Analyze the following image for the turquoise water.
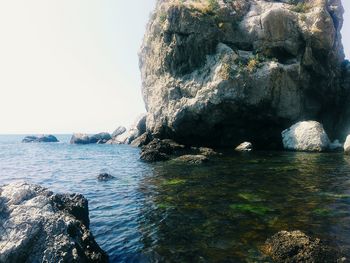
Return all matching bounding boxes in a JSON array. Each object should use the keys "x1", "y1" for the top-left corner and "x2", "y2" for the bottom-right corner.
[{"x1": 1, "y1": 135, "x2": 350, "y2": 262}]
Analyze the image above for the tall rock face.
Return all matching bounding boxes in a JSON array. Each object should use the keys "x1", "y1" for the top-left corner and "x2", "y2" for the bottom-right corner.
[{"x1": 139, "y1": 0, "x2": 345, "y2": 148}]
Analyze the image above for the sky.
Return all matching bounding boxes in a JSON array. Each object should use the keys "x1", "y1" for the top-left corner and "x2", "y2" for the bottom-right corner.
[{"x1": 0, "y1": 0, "x2": 348, "y2": 134}]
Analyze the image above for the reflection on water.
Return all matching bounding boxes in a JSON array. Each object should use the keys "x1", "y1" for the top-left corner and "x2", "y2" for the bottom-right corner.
[
  {"x1": 138, "y1": 152, "x2": 350, "y2": 262},
  {"x1": 1, "y1": 135, "x2": 350, "y2": 262}
]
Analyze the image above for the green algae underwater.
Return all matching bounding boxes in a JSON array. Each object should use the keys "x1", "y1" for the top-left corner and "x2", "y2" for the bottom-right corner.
[{"x1": 138, "y1": 151, "x2": 350, "y2": 262}]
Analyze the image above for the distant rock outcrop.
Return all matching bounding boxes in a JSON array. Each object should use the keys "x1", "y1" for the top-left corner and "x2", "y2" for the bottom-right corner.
[
  {"x1": 70, "y1": 133, "x2": 111, "y2": 145},
  {"x1": 106, "y1": 114, "x2": 147, "y2": 145},
  {"x1": 22, "y1": 135, "x2": 59, "y2": 143},
  {"x1": 139, "y1": 0, "x2": 346, "y2": 149},
  {"x1": 0, "y1": 182, "x2": 108, "y2": 263}
]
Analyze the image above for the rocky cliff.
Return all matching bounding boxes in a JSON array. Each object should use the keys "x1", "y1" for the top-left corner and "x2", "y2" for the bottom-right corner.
[{"x1": 139, "y1": 0, "x2": 348, "y2": 148}]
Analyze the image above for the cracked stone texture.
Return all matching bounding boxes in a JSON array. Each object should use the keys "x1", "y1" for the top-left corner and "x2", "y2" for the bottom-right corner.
[
  {"x1": 139, "y1": 0, "x2": 346, "y2": 148},
  {"x1": 0, "y1": 182, "x2": 108, "y2": 263}
]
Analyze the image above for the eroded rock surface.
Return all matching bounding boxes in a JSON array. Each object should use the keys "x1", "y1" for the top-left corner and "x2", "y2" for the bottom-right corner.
[
  {"x1": 0, "y1": 182, "x2": 108, "y2": 263},
  {"x1": 139, "y1": 0, "x2": 346, "y2": 148}
]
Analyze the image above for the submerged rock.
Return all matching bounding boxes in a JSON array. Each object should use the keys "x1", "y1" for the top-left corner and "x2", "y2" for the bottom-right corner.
[
  {"x1": 22, "y1": 135, "x2": 59, "y2": 143},
  {"x1": 174, "y1": 154, "x2": 209, "y2": 164},
  {"x1": 263, "y1": 230, "x2": 342, "y2": 263},
  {"x1": 282, "y1": 121, "x2": 330, "y2": 152},
  {"x1": 235, "y1": 142, "x2": 253, "y2": 152},
  {"x1": 0, "y1": 182, "x2": 108, "y2": 263},
  {"x1": 97, "y1": 173, "x2": 115, "y2": 181},
  {"x1": 139, "y1": 0, "x2": 346, "y2": 148}
]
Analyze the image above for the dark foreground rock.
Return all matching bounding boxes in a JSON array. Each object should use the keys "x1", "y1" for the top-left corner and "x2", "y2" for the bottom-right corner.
[
  {"x1": 139, "y1": 138, "x2": 218, "y2": 163},
  {"x1": 262, "y1": 230, "x2": 344, "y2": 263},
  {"x1": 22, "y1": 135, "x2": 59, "y2": 143},
  {"x1": 0, "y1": 182, "x2": 108, "y2": 263},
  {"x1": 140, "y1": 139, "x2": 173, "y2": 162}
]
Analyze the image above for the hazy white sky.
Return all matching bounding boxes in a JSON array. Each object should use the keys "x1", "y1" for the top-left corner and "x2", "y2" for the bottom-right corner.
[{"x1": 0, "y1": 0, "x2": 349, "y2": 134}]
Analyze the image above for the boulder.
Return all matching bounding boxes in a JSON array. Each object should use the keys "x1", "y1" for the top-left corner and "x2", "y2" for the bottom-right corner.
[
  {"x1": 344, "y1": 135, "x2": 350, "y2": 154},
  {"x1": 111, "y1": 126, "x2": 127, "y2": 138},
  {"x1": 235, "y1": 142, "x2": 253, "y2": 152},
  {"x1": 281, "y1": 121, "x2": 330, "y2": 152},
  {"x1": 22, "y1": 135, "x2": 59, "y2": 143},
  {"x1": 139, "y1": 0, "x2": 346, "y2": 148},
  {"x1": 70, "y1": 133, "x2": 91, "y2": 144},
  {"x1": 262, "y1": 230, "x2": 342, "y2": 263},
  {"x1": 97, "y1": 173, "x2": 115, "y2": 181},
  {"x1": 140, "y1": 150, "x2": 170, "y2": 162},
  {"x1": 0, "y1": 182, "x2": 108, "y2": 263},
  {"x1": 173, "y1": 154, "x2": 209, "y2": 164},
  {"x1": 140, "y1": 139, "x2": 174, "y2": 162}
]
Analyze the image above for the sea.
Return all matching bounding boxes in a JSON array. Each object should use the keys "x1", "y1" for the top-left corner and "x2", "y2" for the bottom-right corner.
[{"x1": 1, "y1": 134, "x2": 350, "y2": 262}]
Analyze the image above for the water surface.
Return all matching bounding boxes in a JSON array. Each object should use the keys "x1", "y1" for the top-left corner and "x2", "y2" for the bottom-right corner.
[{"x1": 0, "y1": 135, "x2": 350, "y2": 262}]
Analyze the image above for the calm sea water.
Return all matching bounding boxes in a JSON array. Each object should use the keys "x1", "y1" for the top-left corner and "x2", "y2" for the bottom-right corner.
[{"x1": 1, "y1": 135, "x2": 350, "y2": 262}]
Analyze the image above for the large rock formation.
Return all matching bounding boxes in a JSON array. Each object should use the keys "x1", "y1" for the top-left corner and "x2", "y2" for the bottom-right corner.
[
  {"x1": 0, "y1": 182, "x2": 108, "y2": 263},
  {"x1": 139, "y1": 0, "x2": 346, "y2": 148}
]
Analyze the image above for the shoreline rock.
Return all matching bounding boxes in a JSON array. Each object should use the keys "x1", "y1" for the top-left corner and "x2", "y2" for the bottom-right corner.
[{"x1": 0, "y1": 182, "x2": 108, "y2": 263}]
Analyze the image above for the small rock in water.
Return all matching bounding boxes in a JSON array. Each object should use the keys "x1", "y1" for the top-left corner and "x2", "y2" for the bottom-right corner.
[
  {"x1": 97, "y1": 173, "x2": 115, "y2": 181},
  {"x1": 22, "y1": 135, "x2": 59, "y2": 143},
  {"x1": 262, "y1": 230, "x2": 343, "y2": 263},
  {"x1": 235, "y1": 142, "x2": 253, "y2": 152}
]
